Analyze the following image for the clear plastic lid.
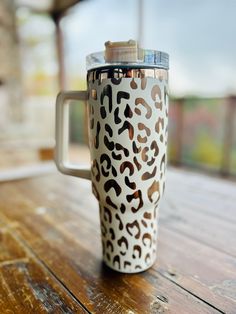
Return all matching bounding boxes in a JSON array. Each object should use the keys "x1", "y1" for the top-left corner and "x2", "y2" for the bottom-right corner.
[{"x1": 86, "y1": 40, "x2": 169, "y2": 70}]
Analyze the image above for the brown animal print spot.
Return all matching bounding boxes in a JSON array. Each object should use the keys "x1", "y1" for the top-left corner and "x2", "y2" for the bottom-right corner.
[
  {"x1": 120, "y1": 161, "x2": 134, "y2": 176},
  {"x1": 114, "y1": 107, "x2": 122, "y2": 124},
  {"x1": 94, "y1": 122, "x2": 101, "y2": 149},
  {"x1": 133, "y1": 141, "x2": 141, "y2": 154},
  {"x1": 126, "y1": 220, "x2": 141, "y2": 239},
  {"x1": 151, "y1": 84, "x2": 161, "y2": 102},
  {"x1": 115, "y1": 213, "x2": 123, "y2": 230},
  {"x1": 105, "y1": 124, "x2": 113, "y2": 137},
  {"x1": 118, "y1": 121, "x2": 134, "y2": 140},
  {"x1": 132, "y1": 245, "x2": 142, "y2": 258},
  {"x1": 135, "y1": 265, "x2": 142, "y2": 270},
  {"x1": 117, "y1": 91, "x2": 130, "y2": 104},
  {"x1": 141, "y1": 147, "x2": 149, "y2": 162},
  {"x1": 100, "y1": 84, "x2": 112, "y2": 112},
  {"x1": 155, "y1": 100, "x2": 162, "y2": 110},
  {"x1": 106, "y1": 240, "x2": 114, "y2": 252},
  {"x1": 151, "y1": 140, "x2": 159, "y2": 156},
  {"x1": 124, "y1": 261, "x2": 131, "y2": 269},
  {"x1": 135, "y1": 98, "x2": 152, "y2": 119},
  {"x1": 120, "y1": 203, "x2": 126, "y2": 214},
  {"x1": 109, "y1": 228, "x2": 115, "y2": 240},
  {"x1": 106, "y1": 196, "x2": 118, "y2": 209},
  {"x1": 142, "y1": 233, "x2": 152, "y2": 248},
  {"x1": 143, "y1": 212, "x2": 152, "y2": 219},
  {"x1": 133, "y1": 156, "x2": 141, "y2": 170},
  {"x1": 104, "y1": 207, "x2": 112, "y2": 223},
  {"x1": 100, "y1": 106, "x2": 106, "y2": 119},
  {"x1": 104, "y1": 180, "x2": 122, "y2": 196},
  {"x1": 113, "y1": 255, "x2": 120, "y2": 269},
  {"x1": 104, "y1": 135, "x2": 114, "y2": 151},
  {"x1": 155, "y1": 118, "x2": 164, "y2": 133},
  {"x1": 138, "y1": 123, "x2": 151, "y2": 136},
  {"x1": 147, "y1": 158, "x2": 155, "y2": 166},
  {"x1": 100, "y1": 154, "x2": 111, "y2": 177},
  {"x1": 124, "y1": 104, "x2": 133, "y2": 118},
  {"x1": 134, "y1": 107, "x2": 141, "y2": 115},
  {"x1": 142, "y1": 166, "x2": 157, "y2": 181},
  {"x1": 141, "y1": 219, "x2": 148, "y2": 228},
  {"x1": 141, "y1": 77, "x2": 147, "y2": 90},
  {"x1": 112, "y1": 151, "x2": 122, "y2": 160},
  {"x1": 161, "y1": 154, "x2": 166, "y2": 167},
  {"x1": 115, "y1": 143, "x2": 129, "y2": 157},
  {"x1": 126, "y1": 190, "x2": 143, "y2": 213},
  {"x1": 130, "y1": 78, "x2": 138, "y2": 89},
  {"x1": 151, "y1": 85, "x2": 162, "y2": 110},
  {"x1": 125, "y1": 176, "x2": 136, "y2": 190},
  {"x1": 145, "y1": 253, "x2": 151, "y2": 265},
  {"x1": 92, "y1": 159, "x2": 100, "y2": 182},
  {"x1": 147, "y1": 180, "x2": 160, "y2": 203},
  {"x1": 137, "y1": 134, "x2": 147, "y2": 143},
  {"x1": 117, "y1": 236, "x2": 128, "y2": 250}
]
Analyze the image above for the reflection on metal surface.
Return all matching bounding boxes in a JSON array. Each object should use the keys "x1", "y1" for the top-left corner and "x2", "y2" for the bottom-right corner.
[{"x1": 88, "y1": 68, "x2": 168, "y2": 83}]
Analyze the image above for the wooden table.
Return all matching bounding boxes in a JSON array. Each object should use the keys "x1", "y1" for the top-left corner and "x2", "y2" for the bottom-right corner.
[{"x1": 0, "y1": 167, "x2": 235, "y2": 313}]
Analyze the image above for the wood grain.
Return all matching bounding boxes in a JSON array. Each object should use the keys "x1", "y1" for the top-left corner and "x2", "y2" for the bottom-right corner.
[
  {"x1": 0, "y1": 202, "x2": 218, "y2": 314},
  {"x1": 0, "y1": 228, "x2": 87, "y2": 313},
  {"x1": 0, "y1": 170, "x2": 234, "y2": 313},
  {"x1": 161, "y1": 198, "x2": 236, "y2": 257},
  {"x1": 157, "y1": 227, "x2": 236, "y2": 313},
  {"x1": 160, "y1": 168, "x2": 236, "y2": 257},
  {"x1": 166, "y1": 167, "x2": 236, "y2": 223}
]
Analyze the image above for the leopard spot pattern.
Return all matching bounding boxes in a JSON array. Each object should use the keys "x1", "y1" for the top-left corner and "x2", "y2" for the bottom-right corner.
[{"x1": 89, "y1": 77, "x2": 168, "y2": 273}]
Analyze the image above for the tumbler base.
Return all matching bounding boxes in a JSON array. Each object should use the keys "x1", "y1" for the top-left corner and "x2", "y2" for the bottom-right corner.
[
  {"x1": 103, "y1": 257, "x2": 156, "y2": 274},
  {"x1": 103, "y1": 251, "x2": 156, "y2": 274}
]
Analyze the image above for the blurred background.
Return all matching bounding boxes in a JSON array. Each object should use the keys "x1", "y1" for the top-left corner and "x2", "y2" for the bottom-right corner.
[{"x1": 0, "y1": 0, "x2": 236, "y2": 178}]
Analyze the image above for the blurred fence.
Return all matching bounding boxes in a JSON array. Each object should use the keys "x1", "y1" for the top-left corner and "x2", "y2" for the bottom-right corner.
[{"x1": 168, "y1": 95, "x2": 236, "y2": 177}]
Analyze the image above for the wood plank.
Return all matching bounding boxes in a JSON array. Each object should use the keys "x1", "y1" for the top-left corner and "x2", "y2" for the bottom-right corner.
[
  {"x1": 0, "y1": 228, "x2": 87, "y2": 313},
  {"x1": 164, "y1": 192, "x2": 236, "y2": 224},
  {"x1": 156, "y1": 227, "x2": 236, "y2": 314},
  {"x1": 167, "y1": 167, "x2": 236, "y2": 200},
  {"x1": 166, "y1": 167, "x2": 236, "y2": 223},
  {"x1": 0, "y1": 175, "x2": 221, "y2": 314},
  {"x1": 161, "y1": 197, "x2": 236, "y2": 257},
  {"x1": 0, "y1": 228, "x2": 26, "y2": 262}
]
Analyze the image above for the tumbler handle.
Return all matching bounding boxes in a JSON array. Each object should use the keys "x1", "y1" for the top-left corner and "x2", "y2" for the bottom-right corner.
[{"x1": 55, "y1": 91, "x2": 91, "y2": 180}]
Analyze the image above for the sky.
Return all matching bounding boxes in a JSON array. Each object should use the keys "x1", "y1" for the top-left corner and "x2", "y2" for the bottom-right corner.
[{"x1": 61, "y1": 0, "x2": 236, "y2": 97}]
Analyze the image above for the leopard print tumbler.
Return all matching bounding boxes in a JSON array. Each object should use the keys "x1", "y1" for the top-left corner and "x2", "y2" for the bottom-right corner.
[{"x1": 88, "y1": 69, "x2": 168, "y2": 273}]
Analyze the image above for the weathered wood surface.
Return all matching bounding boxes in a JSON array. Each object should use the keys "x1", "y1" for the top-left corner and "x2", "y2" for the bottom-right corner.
[
  {"x1": 0, "y1": 229, "x2": 87, "y2": 313},
  {"x1": 0, "y1": 167, "x2": 235, "y2": 313}
]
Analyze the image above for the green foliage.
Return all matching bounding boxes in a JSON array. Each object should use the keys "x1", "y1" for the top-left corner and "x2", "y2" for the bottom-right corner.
[
  {"x1": 167, "y1": 143, "x2": 176, "y2": 163},
  {"x1": 190, "y1": 133, "x2": 222, "y2": 168}
]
